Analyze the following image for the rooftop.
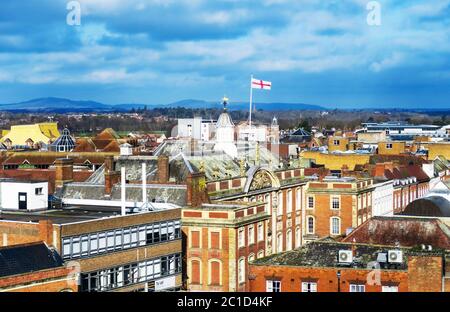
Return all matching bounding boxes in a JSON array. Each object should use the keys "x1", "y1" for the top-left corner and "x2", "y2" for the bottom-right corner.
[
  {"x1": 251, "y1": 240, "x2": 411, "y2": 270},
  {"x1": 343, "y1": 216, "x2": 450, "y2": 250},
  {"x1": 0, "y1": 204, "x2": 174, "y2": 225},
  {"x1": 0, "y1": 242, "x2": 63, "y2": 278}
]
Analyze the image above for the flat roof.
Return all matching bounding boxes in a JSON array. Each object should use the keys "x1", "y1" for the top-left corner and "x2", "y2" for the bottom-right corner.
[{"x1": 0, "y1": 178, "x2": 48, "y2": 184}]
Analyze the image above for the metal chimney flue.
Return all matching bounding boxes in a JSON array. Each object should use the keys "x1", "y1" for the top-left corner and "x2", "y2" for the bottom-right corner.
[
  {"x1": 121, "y1": 166, "x2": 126, "y2": 216},
  {"x1": 142, "y1": 163, "x2": 147, "y2": 204}
]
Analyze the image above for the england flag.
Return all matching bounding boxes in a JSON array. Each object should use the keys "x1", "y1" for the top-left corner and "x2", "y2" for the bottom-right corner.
[{"x1": 251, "y1": 78, "x2": 272, "y2": 90}]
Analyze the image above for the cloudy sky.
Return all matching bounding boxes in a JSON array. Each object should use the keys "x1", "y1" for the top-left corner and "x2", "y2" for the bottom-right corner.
[{"x1": 0, "y1": 0, "x2": 449, "y2": 108}]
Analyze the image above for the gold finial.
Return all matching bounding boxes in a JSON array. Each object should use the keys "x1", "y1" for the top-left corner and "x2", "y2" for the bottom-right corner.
[{"x1": 199, "y1": 160, "x2": 205, "y2": 173}]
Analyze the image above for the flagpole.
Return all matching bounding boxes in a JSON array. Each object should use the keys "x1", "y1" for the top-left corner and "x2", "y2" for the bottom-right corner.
[{"x1": 249, "y1": 74, "x2": 253, "y2": 128}]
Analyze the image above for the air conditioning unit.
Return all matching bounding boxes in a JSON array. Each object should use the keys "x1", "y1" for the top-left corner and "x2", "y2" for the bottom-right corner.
[
  {"x1": 338, "y1": 250, "x2": 353, "y2": 264},
  {"x1": 388, "y1": 250, "x2": 403, "y2": 263}
]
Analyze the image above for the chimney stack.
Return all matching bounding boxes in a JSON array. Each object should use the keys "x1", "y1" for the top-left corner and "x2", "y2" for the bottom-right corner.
[
  {"x1": 186, "y1": 172, "x2": 210, "y2": 207},
  {"x1": 104, "y1": 156, "x2": 119, "y2": 196},
  {"x1": 104, "y1": 156, "x2": 114, "y2": 173},
  {"x1": 157, "y1": 155, "x2": 170, "y2": 183},
  {"x1": 55, "y1": 158, "x2": 74, "y2": 188},
  {"x1": 38, "y1": 220, "x2": 53, "y2": 246}
]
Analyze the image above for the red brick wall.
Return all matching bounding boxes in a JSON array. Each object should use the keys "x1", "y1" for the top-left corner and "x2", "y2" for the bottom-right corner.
[
  {"x1": 408, "y1": 255, "x2": 443, "y2": 292},
  {"x1": 0, "y1": 267, "x2": 77, "y2": 292},
  {"x1": 248, "y1": 265, "x2": 408, "y2": 292}
]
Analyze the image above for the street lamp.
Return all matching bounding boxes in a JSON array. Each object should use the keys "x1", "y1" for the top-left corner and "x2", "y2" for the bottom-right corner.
[{"x1": 337, "y1": 270, "x2": 341, "y2": 293}]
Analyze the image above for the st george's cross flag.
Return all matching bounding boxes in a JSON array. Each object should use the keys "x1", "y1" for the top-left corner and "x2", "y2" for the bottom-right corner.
[{"x1": 251, "y1": 78, "x2": 272, "y2": 90}]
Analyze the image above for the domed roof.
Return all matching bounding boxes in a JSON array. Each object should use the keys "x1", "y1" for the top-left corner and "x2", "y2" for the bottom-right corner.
[
  {"x1": 216, "y1": 97, "x2": 234, "y2": 128},
  {"x1": 217, "y1": 112, "x2": 234, "y2": 128},
  {"x1": 402, "y1": 196, "x2": 450, "y2": 217}
]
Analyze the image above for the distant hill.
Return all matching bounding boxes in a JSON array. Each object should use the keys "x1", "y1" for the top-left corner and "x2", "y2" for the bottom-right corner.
[{"x1": 0, "y1": 97, "x2": 326, "y2": 113}]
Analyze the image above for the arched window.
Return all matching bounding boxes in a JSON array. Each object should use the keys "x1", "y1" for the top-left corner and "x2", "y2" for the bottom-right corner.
[
  {"x1": 209, "y1": 260, "x2": 221, "y2": 286},
  {"x1": 264, "y1": 195, "x2": 270, "y2": 213},
  {"x1": 191, "y1": 259, "x2": 201, "y2": 285},
  {"x1": 295, "y1": 227, "x2": 301, "y2": 248},
  {"x1": 277, "y1": 192, "x2": 283, "y2": 216},
  {"x1": 238, "y1": 257, "x2": 246, "y2": 284},
  {"x1": 286, "y1": 229, "x2": 292, "y2": 251},
  {"x1": 257, "y1": 250, "x2": 264, "y2": 259},
  {"x1": 330, "y1": 217, "x2": 341, "y2": 235},
  {"x1": 307, "y1": 216, "x2": 315, "y2": 234},
  {"x1": 286, "y1": 190, "x2": 292, "y2": 213},
  {"x1": 277, "y1": 232, "x2": 283, "y2": 253}
]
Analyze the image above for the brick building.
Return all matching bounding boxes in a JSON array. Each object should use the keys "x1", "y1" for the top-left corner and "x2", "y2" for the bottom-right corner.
[
  {"x1": 182, "y1": 201, "x2": 269, "y2": 292},
  {"x1": 0, "y1": 206, "x2": 182, "y2": 292},
  {"x1": 248, "y1": 240, "x2": 449, "y2": 292},
  {"x1": 0, "y1": 242, "x2": 77, "y2": 292},
  {"x1": 372, "y1": 162, "x2": 430, "y2": 213},
  {"x1": 303, "y1": 177, "x2": 374, "y2": 242}
]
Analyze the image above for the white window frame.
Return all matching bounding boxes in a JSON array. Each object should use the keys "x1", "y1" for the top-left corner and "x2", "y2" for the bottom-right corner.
[
  {"x1": 350, "y1": 284, "x2": 365, "y2": 292},
  {"x1": 257, "y1": 222, "x2": 264, "y2": 242},
  {"x1": 307, "y1": 216, "x2": 315, "y2": 234},
  {"x1": 330, "y1": 217, "x2": 341, "y2": 235},
  {"x1": 238, "y1": 257, "x2": 246, "y2": 284},
  {"x1": 277, "y1": 192, "x2": 283, "y2": 216},
  {"x1": 248, "y1": 225, "x2": 255, "y2": 245},
  {"x1": 307, "y1": 196, "x2": 314, "y2": 209},
  {"x1": 238, "y1": 228, "x2": 245, "y2": 248},
  {"x1": 286, "y1": 190, "x2": 292, "y2": 213},
  {"x1": 301, "y1": 282, "x2": 317, "y2": 292},
  {"x1": 266, "y1": 280, "x2": 281, "y2": 292},
  {"x1": 331, "y1": 196, "x2": 340, "y2": 210},
  {"x1": 286, "y1": 229, "x2": 292, "y2": 251},
  {"x1": 296, "y1": 188, "x2": 301, "y2": 211},
  {"x1": 382, "y1": 285, "x2": 398, "y2": 292}
]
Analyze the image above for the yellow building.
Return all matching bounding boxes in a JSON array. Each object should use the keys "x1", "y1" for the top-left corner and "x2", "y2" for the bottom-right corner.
[
  {"x1": 301, "y1": 151, "x2": 371, "y2": 171},
  {"x1": 377, "y1": 141, "x2": 406, "y2": 155},
  {"x1": 428, "y1": 143, "x2": 450, "y2": 160},
  {"x1": 327, "y1": 136, "x2": 350, "y2": 152},
  {"x1": 357, "y1": 131, "x2": 387, "y2": 143},
  {"x1": 1, "y1": 123, "x2": 60, "y2": 147}
]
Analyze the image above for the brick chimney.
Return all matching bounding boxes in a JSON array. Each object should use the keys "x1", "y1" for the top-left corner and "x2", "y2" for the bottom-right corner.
[
  {"x1": 104, "y1": 156, "x2": 119, "y2": 196},
  {"x1": 55, "y1": 158, "x2": 73, "y2": 188},
  {"x1": 186, "y1": 172, "x2": 210, "y2": 207},
  {"x1": 104, "y1": 156, "x2": 115, "y2": 173},
  {"x1": 38, "y1": 220, "x2": 53, "y2": 246},
  {"x1": 157, "y1": 155, "x2": 170, "y2": 183},
  {"x1": 105, "y1": 171, "x2": 120, "y2": 196},
  {"x1": 374, "y1": 163, "x2": 386, "y2": 177}
]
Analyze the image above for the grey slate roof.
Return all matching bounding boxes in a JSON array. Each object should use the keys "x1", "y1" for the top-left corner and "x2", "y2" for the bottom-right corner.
[
  {"x1": 0, "y1": 242, "x2": 63, "y2": 278},
  {"x1": 402, "y1": 196, "x2": 450, "y2": 217},
  {"x1": 59, "y1": 183, "x2": 187, "y2": 206}
]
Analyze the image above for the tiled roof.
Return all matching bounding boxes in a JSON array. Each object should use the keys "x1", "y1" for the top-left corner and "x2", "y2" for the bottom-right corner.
[
  {"x1": 2, "y1": 152, "x2": 113, "y2": 166},
  {"x1": 343, "y1": 216, "x2": 450, "y2": 249}
]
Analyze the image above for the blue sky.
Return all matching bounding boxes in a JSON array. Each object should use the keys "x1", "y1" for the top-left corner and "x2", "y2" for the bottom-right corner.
[{"x1": 0, "y1": 0, "x2": 449, "y2": 109}]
